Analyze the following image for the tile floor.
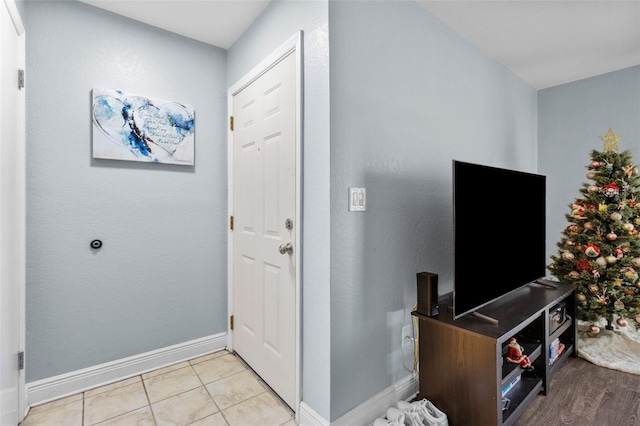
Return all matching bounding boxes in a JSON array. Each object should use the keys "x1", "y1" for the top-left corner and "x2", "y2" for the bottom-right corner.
[{"x1": 20, "y1": 350, "x2": 295, "y2": 426}]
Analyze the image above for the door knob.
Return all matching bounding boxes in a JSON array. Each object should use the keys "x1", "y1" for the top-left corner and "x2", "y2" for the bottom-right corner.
[{"x1": 279, "y1": 242, "x2": 293, "y2": 255}]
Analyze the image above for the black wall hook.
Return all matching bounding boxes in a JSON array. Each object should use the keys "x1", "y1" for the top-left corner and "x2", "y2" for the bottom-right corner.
[{"x1": 90, "y1": 239, "x2": 103, "y2": 249}]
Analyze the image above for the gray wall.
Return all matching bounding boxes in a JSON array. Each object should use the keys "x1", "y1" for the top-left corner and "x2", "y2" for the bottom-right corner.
[
  {"x1": 328, "y1": 1, "x2": 537, "y2": 420},
  {"x1": 14, "y1": 0, "x2": 25, "y2": 20},
  {"x1": 26, "y1": 0, "x2": 626, "y2": 422},
  {"x1": 227, "y1": 0, "x2": 332, "y2": 420},
  {"x1": 25, "y1": 1, "x2": 228, "y2": 382},
  {"x1": 539, "y1": 66, "x2": 640, "y2": 266}
]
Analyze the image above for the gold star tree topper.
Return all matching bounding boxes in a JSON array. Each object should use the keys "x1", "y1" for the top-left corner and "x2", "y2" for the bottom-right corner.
[{"x1": 600, "y1": 128, "x2": 622, "y2": 152}]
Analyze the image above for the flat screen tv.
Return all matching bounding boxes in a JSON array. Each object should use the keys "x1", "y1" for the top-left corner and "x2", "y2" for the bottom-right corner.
[{"x1": 452, "y1": 160, "x2": 547, "y2": 320}]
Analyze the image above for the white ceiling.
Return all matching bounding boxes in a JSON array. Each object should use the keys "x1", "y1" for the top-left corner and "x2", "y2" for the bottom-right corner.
[
  {"x1": 80, "y1": 0, "x2": 640, "y2": 90},
  {"x1": 79, "y1": 0, "x2": 272, "y2": 50},
  {"x1": 417, "y1": 1, "x2": 640, "y2": 89}
]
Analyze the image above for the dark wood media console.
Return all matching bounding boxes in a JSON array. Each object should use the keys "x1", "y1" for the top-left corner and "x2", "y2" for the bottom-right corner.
[{"x1": 412, "y1": 281, "x2": 577, "y2": 426}]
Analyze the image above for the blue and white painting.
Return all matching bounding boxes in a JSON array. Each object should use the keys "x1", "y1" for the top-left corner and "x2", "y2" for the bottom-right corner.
[{"x1": 92, "y1": 87, "x2": 195, "y2": 165}]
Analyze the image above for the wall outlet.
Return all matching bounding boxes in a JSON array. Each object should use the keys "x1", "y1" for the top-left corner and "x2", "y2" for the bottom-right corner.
[{"x1": 402, "y1": 324, "x2": 413, "y2": 348}]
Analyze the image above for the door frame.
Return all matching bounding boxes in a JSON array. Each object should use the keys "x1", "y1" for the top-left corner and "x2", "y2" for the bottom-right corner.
[
  {"x1": 226, "y1": 31, "x2": 303, "y2": 416},
  {"x1": 1, "y1": 0, "x2": 26, "y2": 421}
]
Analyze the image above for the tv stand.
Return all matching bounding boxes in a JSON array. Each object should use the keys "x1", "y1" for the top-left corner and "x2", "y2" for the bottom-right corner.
[{"x1": 412, "y1": 282, "x2": 576, "y2": 426}]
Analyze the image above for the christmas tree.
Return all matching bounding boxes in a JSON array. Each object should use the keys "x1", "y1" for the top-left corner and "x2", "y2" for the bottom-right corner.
[{"x1": 548, "y1": 128, "x2": 640, "y2": 332}]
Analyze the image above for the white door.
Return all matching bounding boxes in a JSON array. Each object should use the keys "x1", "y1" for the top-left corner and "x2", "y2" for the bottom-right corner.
[
  {"x1": 231, "y1": 48, "x2": 298, "y2": 409},
  {"x1": 0, "y1": 0, "x2": 25, "y2": 425}
]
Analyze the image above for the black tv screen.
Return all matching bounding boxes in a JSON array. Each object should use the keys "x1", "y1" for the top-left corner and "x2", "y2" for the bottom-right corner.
[{"x1": 452, "y1": 160, "x2": 547, "y2": 319}]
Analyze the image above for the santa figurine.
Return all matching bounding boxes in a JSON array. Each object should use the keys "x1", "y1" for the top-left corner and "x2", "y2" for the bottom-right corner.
[{"x1": 506, "y1": 337, "x2": 534, "y2": 371}]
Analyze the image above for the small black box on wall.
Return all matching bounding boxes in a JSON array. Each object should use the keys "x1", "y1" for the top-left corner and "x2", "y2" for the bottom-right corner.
[{"x1": 417, "y1": 272, "x2": 439, "y2": 317}]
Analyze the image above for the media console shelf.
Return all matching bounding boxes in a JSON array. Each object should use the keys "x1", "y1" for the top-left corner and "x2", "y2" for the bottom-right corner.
[{"x1": 412, "y1": 281, "x2": 576, "y2": 426}]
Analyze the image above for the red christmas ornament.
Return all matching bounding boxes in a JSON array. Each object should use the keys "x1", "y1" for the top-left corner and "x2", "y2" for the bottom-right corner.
[
  {"x1": 584, "y1": 244, "x2": 600, "y2": 257},
  {"x1": 589, "y1": 324, "x2": 600, "y2": 334},
  {"x1": 617, "y1": 318, "x2": 628, "y2": 327},
  {"x1": 602, "y1": 182, "x2": 621, "y2": 197},
  {"x1": 576, "y1": 259, "x2": 592, "y2": 271}
]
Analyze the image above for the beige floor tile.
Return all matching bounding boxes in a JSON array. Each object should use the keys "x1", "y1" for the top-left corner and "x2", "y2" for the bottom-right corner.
[
  {"x1": 189, "y1": 350, "x2": 229, "y2": 366},
  {"x1": 151, "y1": 386, "x2": 218, "y2": 426},
  {"x1": 28, "y1": 393, "x2": 83, "y2": 415},
  {"x1": 92, "y1": 406, "x2": 155, "y2": 426},
  {"x1": 205, "y1": 370, "x2": 266, "y2": 410},
  {"x1": 222, "y1": 393, "x2": 293, "y2": 426},
  {"x1": 189, "y1": 412, "x2": 229, "y2": 426},
  {"x1": 85, "y1": 376, "x2": 142, "y2": 398},
  {"x1": 21, "y1": 353, "x2": 294, "y2": 426},
  {"x1": 20, "y1": 399, "x2": 83, "y2": 426},
  {"x1": 192, "y1": 354, "x2": 246, "y2": 384},
  {"x1": 142, "y1": 361, "x2": 191, "y2": 380},
  {"x1": 143, "y1": 365, "x2": 202, "y2": 403},
  {"x1": 84, "y1": 381, "x2": 149, "y2": 425}
]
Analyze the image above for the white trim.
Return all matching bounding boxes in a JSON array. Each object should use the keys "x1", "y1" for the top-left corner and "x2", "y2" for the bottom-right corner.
[
  {"x1": 228, "y1": 32, "x2": 301, "y2": 97},
  {"x1": 294, "y1": 30, "x2": 304, "y2": 426},
  {"x1": 330, "y1": 373, "x2": 419, "y2": 426},
  {"x1": 26, "y1": 333, "x2": 226, "y2": 407},
  {"x1": 18, "y1": 27, "x2": 26, "y2": 424},
  {"x1": 227, "y1": 31, "x2": 303, "y2": 419},
  {"x1": 298, "y1": 374, "x2": 419, "y2": 426},
  {"x1": 299, "y1": 401, "x2": 330, "y2": 426},
  {"x1": 226, "y1": 73, "x2": 234, "y2": 354},
  {"x1": 4, "y1": 0, "x2": 24, "y2": 35},
  {"x1": 2, "y1": 1, "x2": 27, "y2": 420}
]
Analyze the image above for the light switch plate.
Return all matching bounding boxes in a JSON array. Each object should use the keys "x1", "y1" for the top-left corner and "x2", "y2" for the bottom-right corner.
[{"x1": 349, "y1": 188, "x2": 366, "y2": 212}]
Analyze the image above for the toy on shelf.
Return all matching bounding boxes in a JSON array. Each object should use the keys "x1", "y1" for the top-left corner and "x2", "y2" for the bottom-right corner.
[{"x1": 506, "y1": 337, "x2": 535, "y2": 371}]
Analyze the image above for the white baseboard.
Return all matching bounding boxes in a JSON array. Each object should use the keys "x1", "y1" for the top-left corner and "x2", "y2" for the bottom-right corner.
[
  {"x1": 331, "y1": 372, "x2": 418, "y2": 426},
  {"x1": 299, "y1": 373, "x2": 418, "y2": 426},
  {"x1": 26, "y1": 333, "x2": 227, "y2": 407},
  {"x1": 299, "y1": 401, "x2": 330, "y2": 426}
]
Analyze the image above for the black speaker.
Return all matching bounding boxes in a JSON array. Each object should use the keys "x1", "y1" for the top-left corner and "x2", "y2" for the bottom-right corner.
[{"x1": 417, "y1": 272, "x2": 439, "y2": 316}]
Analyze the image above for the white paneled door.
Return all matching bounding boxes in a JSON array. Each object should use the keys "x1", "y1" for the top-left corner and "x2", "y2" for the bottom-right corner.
[
  {"x1": 231, "y1": 48, "x2": 298, "y2": 409},
  {"x1": 0, "y1": 0, "x2": 25, "y2": 425}
]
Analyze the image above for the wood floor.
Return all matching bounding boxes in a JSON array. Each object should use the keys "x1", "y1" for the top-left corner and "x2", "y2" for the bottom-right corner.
[{"x1": 514, "y1": 356, "x2": 640, "y2": 426}]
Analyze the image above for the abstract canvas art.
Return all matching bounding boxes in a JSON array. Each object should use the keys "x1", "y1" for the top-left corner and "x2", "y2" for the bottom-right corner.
[{"x1": 92, "y1": 87, "x2": 195, "y2": 165}]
